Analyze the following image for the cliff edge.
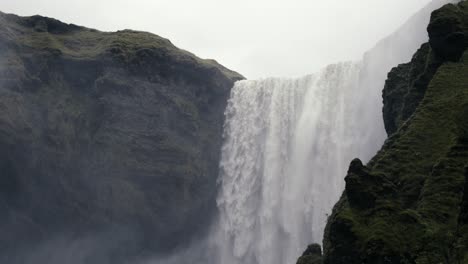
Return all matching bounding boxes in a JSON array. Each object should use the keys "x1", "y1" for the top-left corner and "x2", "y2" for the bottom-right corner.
[
  {"x1": 317, "y1": 2, "x2": 468, "y2": 263},
  {"x1": 0, "y1": 11, "x2": 243, "y2": 263}
]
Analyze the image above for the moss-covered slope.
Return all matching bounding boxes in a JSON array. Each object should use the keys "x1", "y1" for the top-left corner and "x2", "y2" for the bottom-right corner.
[
  {"x1": 0, "y1": 11, "x2": 243, "y2": 263},
  {"x1": 321, "y1": 2, "x2": 468, "y2": 263}
]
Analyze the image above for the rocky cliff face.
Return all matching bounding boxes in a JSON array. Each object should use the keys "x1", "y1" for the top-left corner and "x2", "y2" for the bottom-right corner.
[
  {"x1": 0, "y1": 12, "x2": 243, "y2": 263},
  {"x1": 320, "y1": 2, "x2": 468, "y2": 263}
]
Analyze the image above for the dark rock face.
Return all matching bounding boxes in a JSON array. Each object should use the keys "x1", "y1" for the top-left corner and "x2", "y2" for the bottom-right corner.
[
  {"x1": 382, "y1": 2, "x2": 468, "y2": 136},
  {"x1": 382, "y1": 43, "x2": 441, "y2": 135},
  {"x1": 345, "y1": 159, "x2": 396, "y2": 210},
  {"x1": 460, "y1": 166, "x2": 468, "y2": 227},
  {"x1": 428, "y1": 2, "x2": 468, "y2": 61},
  {"x1": 322, "y1": 2, "x2": 468, "y2": 264},
  {"x1": 297, "y1": 244, "x2": 323, "y2": 264},
  {"x1": 0, "y1": 12, "x2": 243, "y2": 263}
]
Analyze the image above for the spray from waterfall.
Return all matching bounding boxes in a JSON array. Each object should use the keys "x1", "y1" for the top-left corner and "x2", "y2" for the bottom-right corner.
[
  {"x1": 148, "y1": 1, "x2": 457, "y2": 264},
  {"x1": 215, "y1": 63, "x2": 366, "y2": 264},
  {"x1": 208, "y1": 1, "x2": 457, "y2": 264}
]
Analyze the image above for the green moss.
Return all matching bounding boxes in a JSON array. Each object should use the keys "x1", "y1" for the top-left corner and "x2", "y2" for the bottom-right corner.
[
  {"x1": 323, "y1": 2, "x2": 468, "y2": 262},
  {"x1": 0, "y1": 12, "x2": 243, "y2": 82},
  {"x1": 325, "y1": 50, "x2": 468, "y2": 263},
  {"x1": 297, "y1": 244, "x2": 323, "y2": 264}
]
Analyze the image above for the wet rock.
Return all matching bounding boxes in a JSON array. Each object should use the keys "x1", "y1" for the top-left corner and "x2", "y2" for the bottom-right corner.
[
  {"x1": 428, "y1": 2, "x2": 468, "y2": 61},
  {"x1": 323, "y1": 2, "x2": 468, "y2": 262},
  {"x1": 297, "y1": 244, "x2": 323, "y2": 264},
  {"x1": 0, "y1": 10, "x2": 243, "y2": 262}
]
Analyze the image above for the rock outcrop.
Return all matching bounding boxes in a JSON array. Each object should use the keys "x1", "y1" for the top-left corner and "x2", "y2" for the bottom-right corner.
[
  {"x1": 383, "y1": 1, "x2": 467, "y2": 136},
  {"x1": 320, "y1": 2, "x2": 468, "y2": 263},
  {"x1": 0, "y1": 11, "x2": 243, "y2": 263},
  {"x1": 297, "y1": 244, "x2": 323, "y2": 264}
]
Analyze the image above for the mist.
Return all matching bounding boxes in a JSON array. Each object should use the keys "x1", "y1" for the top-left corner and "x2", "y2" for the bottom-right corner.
[
  {"x1": 0, "y1": 0, "x2": 460, "y2": 263},
  {"x1": 142, "y1": 0, "x2": 458, "y2": 263}
]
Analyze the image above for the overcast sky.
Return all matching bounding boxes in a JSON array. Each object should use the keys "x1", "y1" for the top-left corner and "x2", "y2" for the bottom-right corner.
[{"x1": 1, "y1": 0, "x2": 433, "y2": 79}]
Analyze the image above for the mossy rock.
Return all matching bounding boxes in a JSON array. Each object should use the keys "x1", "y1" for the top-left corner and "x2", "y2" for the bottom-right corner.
[
  {"x1": 0, "y1": 10, "x2": 243, "y2": 263},
  {"x1": 297, "y1": 244, "x2": 323, "y2": 264},
  {"x1": 323, "y1": 2, "x2": 468, "y2": 263}
]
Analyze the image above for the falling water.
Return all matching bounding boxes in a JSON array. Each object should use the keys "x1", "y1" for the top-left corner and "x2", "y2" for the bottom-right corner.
[
  {"x1": 216, "y1": 63, "x2": 365, "y2": 264},
  {"x1": 209, "y1": 1, "x2": 458, "y2": 264},
  {"x1": 152, "y1": 1, "x2": 458, "y2": 264}
]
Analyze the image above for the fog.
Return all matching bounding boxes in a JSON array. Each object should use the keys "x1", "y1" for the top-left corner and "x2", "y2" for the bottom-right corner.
[
  {"x1": 157, "y1": 1, "x2": 458, "y2": 263},
  {"x1": 1, "y1": 0, "x2": 433, "y2": 79},
  {"x1": 0, "y1": 0, "x2": 458, "y2": 263}
]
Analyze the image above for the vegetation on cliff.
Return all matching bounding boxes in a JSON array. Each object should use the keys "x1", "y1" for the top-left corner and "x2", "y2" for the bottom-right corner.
[
  {"x1": 0, "y1": 11, "x2": 242, "y2": 263},
  {"x1": 318, "y1": 2, "x2": 468, "y2": 263}
]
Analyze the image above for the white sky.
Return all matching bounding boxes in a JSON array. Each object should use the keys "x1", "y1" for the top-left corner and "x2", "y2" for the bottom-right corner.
[{"x1": 0, "y1": 0, "x2": 433, "y2": 79}]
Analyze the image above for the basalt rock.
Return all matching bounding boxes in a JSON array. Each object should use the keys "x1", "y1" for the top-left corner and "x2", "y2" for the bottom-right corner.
[
  {"x1": 382, "y1": 43, "x2": 441, "y2": 136},
  {"x1": 322, "y1": 2, "x2": 468, "y2": 263},
  {"x1": 428, "y1": 2, "x2": 468, "y2": 61},
  {"x1": 297, "y1": 244, "x2": 323, "y2": 264},
  {"x1": 345, "y1": 159, "x2": 396, "y2": 210},
  {"x1": 0, "y1": 11, "x2": 243, "y2": 263}
]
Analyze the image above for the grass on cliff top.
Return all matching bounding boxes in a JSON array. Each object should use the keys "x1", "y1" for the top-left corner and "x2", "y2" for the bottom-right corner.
[{"x1": 1, "y1": 12, "x2": 243, "y2": 80}]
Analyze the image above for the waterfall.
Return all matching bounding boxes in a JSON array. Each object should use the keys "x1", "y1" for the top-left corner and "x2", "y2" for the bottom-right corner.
[
  {"x1": 216, "y1": 63, "x2": 365, "y2": 264},
  {"x1": 209, "y1": 1, "x2": 457, "y2": 264},
  {"x1": 151, "y1": 1, "x2": 457, "y2": 264}
]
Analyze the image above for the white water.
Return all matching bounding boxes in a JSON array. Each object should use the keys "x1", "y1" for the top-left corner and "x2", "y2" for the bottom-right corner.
[
  {"x1": 152, "y1": 1, "x2": 457, "y2": 264},
  {"x1": 216, "y1": 63, "x2": 364, "y2": 264}
]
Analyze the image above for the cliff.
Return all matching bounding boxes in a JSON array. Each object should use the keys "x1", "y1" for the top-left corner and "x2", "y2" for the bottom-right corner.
[
  {"x1": 0, "y1": 11, "x2": 243, "y2": 263},
  {"x1": 319, "y1": 1, "x2": 468, "y2": 263}
]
